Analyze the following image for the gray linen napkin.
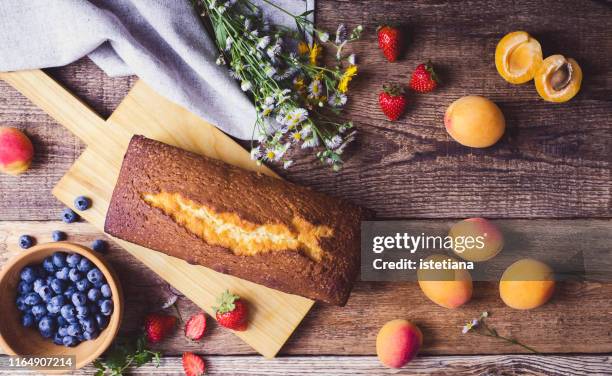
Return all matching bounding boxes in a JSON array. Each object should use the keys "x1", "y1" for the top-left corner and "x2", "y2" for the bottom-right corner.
[{"x1": 0, "y1": 0, "x2": 313, "y2": 140}]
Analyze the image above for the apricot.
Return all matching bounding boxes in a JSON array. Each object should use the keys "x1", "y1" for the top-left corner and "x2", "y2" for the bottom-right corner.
[
  {"x1": 449, "y1": 218, "x2": 504, "y2": 262},
  {"x1": 417, "y1": 254, "x2": 473, "y2": 309},
  {"x1": 0, "y1": 127, "x2": 34, "y2": 175},
  {"x1": 495, "y1": 31, "x2": 543, "y2": 84},
  {"x1": 500, "y1": 258, "x2": 555, "y2": 310},
  {"x1": 444, "y1": 96, "x2": 505, "y2": 148},
  {"x1": 376, "y1": 319, "x2": 423, "y2": 368},
  {"x1": 534, "y1": 55, "x2": 582, "y2": 103}
]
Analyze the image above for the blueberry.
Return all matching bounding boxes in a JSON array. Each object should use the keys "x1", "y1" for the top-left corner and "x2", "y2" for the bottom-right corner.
[
  {"x1": 31, "y1": 304, "x2": 48, "y2": 320},
  {"x1": 58, "y1": 325, "x2": 68, "y2": 336},
  {"x1": 71, "y1": 292, "x2": 87, "y2": 307},
  {"x1": 37, "y1": 285, "x2": 53, "y2": 302},
  {"x1": 83, "y1": 330, "x2": 99, "y2": 340},
  {"x1": 80, "y1": 316, "x2": 97, "y2": 333},
  {"x1": 100, "y1": 284, "x2": 112, "y2": 298},
  {"x1": 67, "y1": 322, "x2": 81, "y2": 337},
  {"x1": 45, "y1": 275, "x2": 55, "y2": 286},
  {"x1": 16, "y1": 296, "x2": 29, "y2": 311},
  {"x1": 75, "y1": 304, "x2": 89, "y2": 318},
  {"x1": 57, "y1": 316, "x2": 68, "y2": 327},
  {"x1": 99, "y1": 300, "x2": 113, "y2": 316},
  {"x1": 63, "y1": 286, "x2": 77, "y2": 299},
  {"x1": 87, "y1": 288, "x2": 102, "y2": 302},
  {"x1": 76, "y1": 332, "x2": 85, "y2": 342},
  {"x1": 21, "y1": 313, "x2": 35, "y2": 328},
  {"x1": 77, "y1": 258, "x2": 93, "y2": 273},
  {"x1": 61, "y1": 208, "x2": 79, "y2": 223},
  {"x1": 50, "y1": 278, "x2": 65, "y2": 294},
  {"x1": 38, "y1": 316, "x2": 56, "y2": 338},
  {"x1": 20, "y1": 266, "x2": 37, "y2": 283},
  {"x1": 19, "y1": 235, "x2": 35, "y2": 249},
  {"x1": 60, "y1": 304, "x2": 77, "y2": 321},
  {"x1": 24, "y1": 292, "x2": 41, "y2": 306},
  {"x1": 62, "y1": 335, "x2": 79, "y2": 347},
  {"x1": 91, "y1": 239, "x2": 107, "y2": 253},
  {"x1": 87, "y1": 268, "x2": 103, "y2": 285},
  {"x1": 53, "y1": 332, "x2": 64, "y2": 345},
  {"x1": 55, "y1": 266, "x2": 70, "y2": 280},
  {"x1": 66, "y1": 253, "x2": 81, "y2": 267},
  {"x1": 42, "y1": 257, "x2": 56, "y2": 273},
  {"x1": 68, "y1": 268, "x2": 81, "y2": 282},
  {"x1": 76, "y1": 279, "x2": 90, "y2": 292},
  {"x1": 52, "y1": 252, "x2": 67, "y2": 268},
  {"x1": 17, "y1": 281, "x2": 33, "y2": 294},
  {"x1": 94, "y1": 313, "x2": 109, "y2": 329},
  {"x1": 51, "y1": 230, "x2": 67, "y2": 242},
  {"x1": 47, "y1": 295, "x2": 66, "y2": 313},
  {"x1": 74, "y1": 196, "x2": 92, "y2": 211},
  {"x1": 32, "y1": 278, "x2": 45, "y2": 293}
]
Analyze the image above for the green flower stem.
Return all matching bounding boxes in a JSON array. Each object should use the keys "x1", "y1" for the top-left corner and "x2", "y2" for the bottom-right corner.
[{"x1": 478, "y1": 321, "x2": 539, "y2": 353}]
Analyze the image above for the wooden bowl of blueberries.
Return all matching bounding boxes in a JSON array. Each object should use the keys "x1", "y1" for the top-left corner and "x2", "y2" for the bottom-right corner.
[{"x1": 0, "y1": 242, "x2": 123, "y2": 371}]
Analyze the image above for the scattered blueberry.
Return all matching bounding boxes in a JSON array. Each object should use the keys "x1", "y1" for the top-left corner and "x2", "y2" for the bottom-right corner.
[
  {"x1": 62, "y1": 335, "x2": 79, "y2": 347},
  {"x1": 87, "y1": 268, "x2": 103, "y2": 285},
  {"x1": 95, "y1": 313, "x2": 109, "y2": 330},
  {"x1": 100, "y1": 283, "x2": 112, "y2": 298},
  {"x1": 77, "y1": 258, "x2": 93, "y2": 273},
  {"x1": 61, "y1": 208, "x2": 79, "y2": 223},
  {"x1": 49, "y1": 278, "x2": 64, "y2": 294},
  {"x1": 52, "y1": 230, "x2": 67, "y2": 242},
  {"x1": 100, "y1": 300, "x2": 113, "y2": 316},
  {"x1": 24, "y1": 292, "x2": 42, "y2": 306},
  {"x1": 31, "y1": 304, "x2": 48, "y2": 320},
  {"x1": 66, "y1": 253, "x2": 81, "y2": 267},
  {"x1": 42, "y1": 257, "x2": 55, "y2": 273},
  {"x1": 18, "y1": 281, "x2": 33, "y2": 294},
  {"x1": 91, "y1": 239, "x2": 107, "y2": 253},
  {"x1": 87, "y1": 288, "x2": 102, "y2": 302},
  {"x1": 76, "y1": 279, "x2": 90, "y2": 292},
  {"x1": 38, "y1": 316, "x2": 56, "y2": 338},
  {"x1": 74, "y1": 196, "x2": 92, "y2": 211},
  {"x1": 68, "y1": 268, "x2": 81, "y2": 282},
  {"x1": 21, "y1": 313, "x2": 35, "y2": 328},
  {"x1": 71, "y1": 292, "x2": 87, "y2": 307},
  {"x1": 37, "y1": 285, "x2": 53, "y2": 302},
  {"x1": 18, "y1": 235, "x2": 35, "y2": 249},
  {"x1": 20, "y1": 266, "x2": 37, "y2": 283},
  {"x1": 55, "y1": 266, "x2": 70, "y2": 281}
]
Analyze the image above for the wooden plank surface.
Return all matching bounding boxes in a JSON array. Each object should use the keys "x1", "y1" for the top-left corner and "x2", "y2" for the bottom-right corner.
[
  {"x1": 1, "y1": 355, "x2": 610, "y2": 375},
  {"x1": 2, "y1": 220, "x2": 611, "y2": 356}
]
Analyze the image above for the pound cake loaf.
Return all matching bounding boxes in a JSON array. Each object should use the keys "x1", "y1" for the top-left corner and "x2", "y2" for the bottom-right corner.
[{"x1": 104, "y1": 136, "x2": 364, "y2": 305}]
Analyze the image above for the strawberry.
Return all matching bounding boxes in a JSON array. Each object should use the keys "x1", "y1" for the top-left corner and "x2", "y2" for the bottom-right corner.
[
  {"x1": 378, "y1": 84, "x2": 407, "y2": 121},
  {"x1": 185, "y1": 312, "x2": 207, "y2": 341},
  {"x1": 409, "y1": 61, "x2": 439, "y2": 93},
  {"x1": 377, "y1": 25, "x2": 403, "y2": 62},
  {"x1": 182, "y1": 352, "x2": 206, "y2": 376},
  {"x1": 144, "y1": 313, "x2": 177, "y2": 343},
  {"x1": 213, "y1": 290, "x2": 249, "y2": 331}
]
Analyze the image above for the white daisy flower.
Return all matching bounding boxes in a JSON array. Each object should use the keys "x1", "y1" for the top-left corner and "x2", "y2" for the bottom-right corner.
[
  {"x1": 325, "y1": 135, "x2": 343, "y2": 149},
  {"x1": 257, "y1": 36, "x2": 271, "y2": 50},
  {"x1": 308, "y1": 79, "x2": 323, "y2": 98},
  {"x1": 225, "y1": 36, "x2": 233, "y2": 51},
  {"x1": 329, "y1": 93, "x2": 348, "y2": 107},
  {"x1": 286, "y1": 108, "x2": 308, "y2": 127},
  {"x1": 300, "y1": 124, "x2": 312, "y2": 138},
  {"x1": 240, "y1": 80, "x2": 252, "y2": 92},
  {"x1": 250, "y1": 146, "x2": 262, "y2": 160},
  {"x1": 283, "y1": 160, "x2": 294, "y2": 169},
  {"x1": 215, "y1": 55, "x2": 226, "y2": 65},
  {"x1": 301, "y1": 134, "x2": 320, "y2": 148}
]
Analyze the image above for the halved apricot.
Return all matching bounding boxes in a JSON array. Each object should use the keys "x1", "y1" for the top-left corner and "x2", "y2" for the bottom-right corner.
[
  {"x1": 495, "y1": 31, "x2": 543, "y2": 84},
  {"x1": 534, "y1": 55, "x2": 582, "y2": 103}
]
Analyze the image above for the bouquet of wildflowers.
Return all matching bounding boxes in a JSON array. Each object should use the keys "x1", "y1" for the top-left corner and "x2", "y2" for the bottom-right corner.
[{"x1": 193, "y1": 0, "x2": 362, "y2": 171}]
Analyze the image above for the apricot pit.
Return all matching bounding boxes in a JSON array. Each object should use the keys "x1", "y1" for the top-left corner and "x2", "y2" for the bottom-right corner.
[{"x1": 534, "y1": 55, "x2": 582, "y2": 103}]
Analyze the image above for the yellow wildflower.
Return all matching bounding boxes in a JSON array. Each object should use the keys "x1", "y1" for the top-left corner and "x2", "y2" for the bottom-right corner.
[
  {"x1": 297, "y1": 41, "x2": 309, "y2": 56},
  {"x1": 338, "y1": 65, "x2": 358, "y2": 93},
  {"x1": 293, "y1": 76, "x2": 305, "y2": 91},
  {"x1": 309, "y1": 43, "x2": 323, "y2": 65}
]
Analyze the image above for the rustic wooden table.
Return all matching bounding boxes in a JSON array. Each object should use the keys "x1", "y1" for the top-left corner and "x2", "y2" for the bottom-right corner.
[{"x1": 1, "y1": 0, "x2": 611, "y2": 374}]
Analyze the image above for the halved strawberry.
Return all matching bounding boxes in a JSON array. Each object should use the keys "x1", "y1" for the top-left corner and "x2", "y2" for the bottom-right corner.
[
  {"x1": 182, "y1": 352, "x2": 206, "y2": 376},
  {"x1": 144, "y1": 313, "x2": 177, "y2": 343},
  {"x1": 185, "y1": 312, "x2": 207, "y2": 341}
]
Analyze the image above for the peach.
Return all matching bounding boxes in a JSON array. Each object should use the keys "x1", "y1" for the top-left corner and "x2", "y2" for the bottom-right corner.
[
  {"x1": 444, "y1": 96, "x2": 505, "y2": 148},
  {"x1": 0, "y1": 127, "x2": 34, "y2": 175},
  {"x1": 417, "y1": 254, "x2": 473, "y2": 309},
  {"x1": 534, "y1": 55, "x2": 582, "y2": 103},
  {"x1": 495, "y1": 31, "x2": 543, "y2": 84},
  {"x1": 376, "y1": 319, "x2": 423, "y2": 368},
  {"x1": 499, "y1": 258, "x2": 555, "y2": 310},
  {"x1": 449, "y1": 218, "x2": 504, "y2": 262}
]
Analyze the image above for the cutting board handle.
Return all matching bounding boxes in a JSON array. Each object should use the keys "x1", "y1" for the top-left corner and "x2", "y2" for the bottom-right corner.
[{"x1": 1, "y1": 69, "x2": 114, "y2": 147}]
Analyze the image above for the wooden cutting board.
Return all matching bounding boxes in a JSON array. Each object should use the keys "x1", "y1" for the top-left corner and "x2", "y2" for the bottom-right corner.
[{"x1": 0, "y1": 69, "x2": 314, "y2": 358}]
